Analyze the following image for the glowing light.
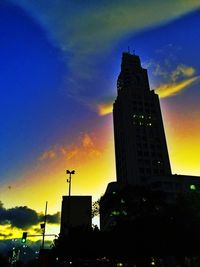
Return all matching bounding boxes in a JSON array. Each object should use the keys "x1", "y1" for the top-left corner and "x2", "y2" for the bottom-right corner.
[
  {"x1": 190, "y1": 184, "x2": 196, "y2": 190},
  {"x1": 111, "y1": 210, "x2": 120, "y2": 216}
]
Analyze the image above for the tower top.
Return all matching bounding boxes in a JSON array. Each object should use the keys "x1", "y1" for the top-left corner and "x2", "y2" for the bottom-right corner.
[
  {"x1": 127, "y1": 47, "x2": 135, "y2": 55},
  {"x1": 121, "y1": 51, "x2": 141, "y2": 70}
]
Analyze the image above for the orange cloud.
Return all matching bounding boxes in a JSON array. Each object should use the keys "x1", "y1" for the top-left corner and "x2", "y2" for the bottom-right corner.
[
  {"x1": 38, "y1": 133, "x2": 101, "y2": 163},
  {"x1": 66, "y1": 148, "x2": 79, "y2": 160},
  {"x1": 38, "y1": 149, "x2": 57, "y2": 161},
  {"x1": 155, "y1": 76, "x2": 200, "y2": 98},
  {"x1": 81, "y1": 133, "x2": 101, "y2": 157},
  {"x1": 82, "y1": 133, "x2": 94, "y2": 147},
  {"x1": 97, "y1": 101, "x2": 113, "y2": 116}
]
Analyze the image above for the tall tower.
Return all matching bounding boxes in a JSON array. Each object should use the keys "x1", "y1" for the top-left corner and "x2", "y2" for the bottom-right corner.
[{"x1": 113, "y1": 52, "x2": 171, "y2": 185}]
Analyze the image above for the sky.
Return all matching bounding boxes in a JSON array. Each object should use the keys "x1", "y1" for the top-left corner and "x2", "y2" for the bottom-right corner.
[{"x1": 1, "y1": 0, "x2": 200, "y2": 247}]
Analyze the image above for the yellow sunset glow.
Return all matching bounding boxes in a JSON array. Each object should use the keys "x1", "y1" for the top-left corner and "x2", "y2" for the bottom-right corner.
[{"x1": 97, "y1": 102, "x2": 113, "y2": 116}]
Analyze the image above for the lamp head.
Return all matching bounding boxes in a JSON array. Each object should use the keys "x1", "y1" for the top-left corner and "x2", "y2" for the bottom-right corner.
[{"x1": 66, "y1": 170, "x2": 75, "y2": 174}]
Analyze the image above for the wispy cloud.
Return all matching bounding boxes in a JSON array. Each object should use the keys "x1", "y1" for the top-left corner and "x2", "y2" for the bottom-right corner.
[
  {"x1": 153, "y1": 62, "x2": 200, "y2": 98},
  {"x1": 82, "y1": 133, "x2": 94, "y2": 148},
  {"x1": 155, "y1": 76, "x2": 200, "y2": 98},
  {"x1": 38, "y1": 149, "x2": 56, "y2": 161},
  {"x1": 62, "y1": 147, "x2": 78, "y2": 161},
  {"x1": 18, "y1": 2, "x2": 200, "y2": 51},
  {"x1": 97, "y1": 63, "x2": 199, "y2": 108},
  {"x1": 171, "y1": 64, "x2": 196, "y2": 82},
  {"x1": 10, "y1": 0, "x2": 200, "y2": 80},
  {"x1": 81, "y1": 133, "x2": 101, "y2": 157}
]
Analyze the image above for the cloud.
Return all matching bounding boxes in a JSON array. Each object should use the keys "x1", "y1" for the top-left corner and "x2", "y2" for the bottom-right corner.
[
  {"x1": 38, "y1": 132, "x2": 101, "y2": 162},
  {"x1": 13, "y1": 1, "x2": 200, "y2": 54},
  {"x1": 0, "y1": 201, "x2": 60, "y2": 230},
  {"x1": 97, "y1": 101, "x2": 113, "y2": 116},
  {"x1": 81, "y1": 133, "x2": 101, "y2": 157},
  {"x1": 60, "y1": 146, "x2": 78, "y2": 160},
  {"x1": 38, "y1": 149, "x2": 57, "y2": 161},
  {"x1": 147, "y1": 58, "x2": 196, "y2": 78},
  {"x1": 0, "y1": 206, "x2": 39, "y2": 229},
  {"x1": 45, "y1": 212, "x2": 60, "y2": 224},
  {"x1": 171, "y1": 64, "x2": 196, "y2": 82},
  {"x1": 152, "y1": 63, "x2": 169, "y2": 79},
  {"x1": 82, "y1": 133, "x2": 94, "y2": 148},
  {"x1": 149, "y1": 61, "x2": 199, "y2": 98},
  {"x1": 65, "y1": 148, "x2": 79, "y2": 161},
  {"x1": 96, "y1": 63, "x2": 198, "y2": 111},
  {"x1": 9, "y1": 0, "x2": 200, "y2": 81},
  {"x1": 155, "y1": 76, "x2": 200, "y2": 98},
  {"x1": 62, "y1": 133, "x2": 101, "y2": 159},
  {"x1": 0, "y1": 233, "x2": 12, "y2": 239},
  {"x1": 8, "y1": 1, "x2": 200, "y2": 110},
  {"x1": 38, "y1": 212, "x2": 60, "y2": 224}
]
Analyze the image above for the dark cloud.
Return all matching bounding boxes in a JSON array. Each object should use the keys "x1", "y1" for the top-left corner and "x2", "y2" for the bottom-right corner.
[
  {"x1": 0, "y1": 206, "x2": 39, "y2": 229},
  {"x1": 0, "y1": 201, "x2": 3, "y2": 209},
  {"x1": 0, "y1": 233, "x2": 12, "y2": 239},
  {"x1": 46, "y1": 212, "x2": 60, "y2": 224},
  {"x1": 38, "y1": 212, "x2": 60, "y2": 224},
  {"x1": 0, "y1": 201, "x2": 60, "y2": 229}
]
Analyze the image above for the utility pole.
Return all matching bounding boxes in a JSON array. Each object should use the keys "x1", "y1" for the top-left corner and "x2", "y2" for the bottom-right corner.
[{"x1": 41, "y1": 201, "x2": 48, "y2": 249}]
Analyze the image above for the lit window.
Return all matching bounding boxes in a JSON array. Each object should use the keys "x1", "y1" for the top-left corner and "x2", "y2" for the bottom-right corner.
[
  {"x1": 111, "y1": 210, "x2": 120, "y2": 216},
  {"x1": 122, "y1": 210, "x2": 127, "y2": 215},
  {"x1": 190, "y1": 184, "x2": 196, "y2": 190}
]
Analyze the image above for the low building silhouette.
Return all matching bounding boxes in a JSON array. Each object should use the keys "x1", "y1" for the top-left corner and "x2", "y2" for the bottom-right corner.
[{"x1": 60, "y1": 195, "x2": 92, "y2": 237}]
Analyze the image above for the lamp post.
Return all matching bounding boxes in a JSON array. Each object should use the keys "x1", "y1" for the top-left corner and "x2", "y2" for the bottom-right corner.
[{"x1": 66, "y1": 170, "x2": 75, "y2": 196}]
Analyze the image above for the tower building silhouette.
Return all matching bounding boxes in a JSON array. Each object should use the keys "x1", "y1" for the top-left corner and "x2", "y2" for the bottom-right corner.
[
  {"x1": 100, "y1": 51, "x2": 200, "y2": 231},
  {"x1": 113, "y1": 52, "x2": 171, "y2": 185}
]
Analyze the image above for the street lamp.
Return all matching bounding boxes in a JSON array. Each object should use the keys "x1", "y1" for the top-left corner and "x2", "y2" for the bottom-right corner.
[{"x1": 66, "y1": 170, "x2": 75, "y2": 196}]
